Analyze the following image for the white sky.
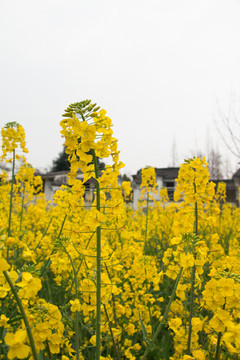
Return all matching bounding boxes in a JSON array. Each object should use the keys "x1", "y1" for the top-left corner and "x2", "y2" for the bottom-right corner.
[{"x1": 1, "y1": 0, "x2": 240, "y2": 176}]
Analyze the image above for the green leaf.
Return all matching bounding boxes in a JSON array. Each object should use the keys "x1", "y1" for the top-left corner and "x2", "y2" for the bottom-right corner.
[
  {"x1": 146, "y1": 340, "x2": 156, "y2": 352},
  {"x1": 139, "y1": 311, "x2": 147, "y2": 341}
]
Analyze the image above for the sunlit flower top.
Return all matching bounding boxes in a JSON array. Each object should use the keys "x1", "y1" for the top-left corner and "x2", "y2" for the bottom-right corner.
[
  {"x1": 1, "y1": 122, "x2": 28, "y2": 162},
  {"x1": 60, "y1": 100, "x2": 124, "y2": 186},
  {"x1": 174, "y1": 157, "x2": 215, "y2": 204}
]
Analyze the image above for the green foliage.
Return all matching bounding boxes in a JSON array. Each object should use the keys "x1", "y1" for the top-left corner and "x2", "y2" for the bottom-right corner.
[{"x1": 52, "y1": 147, "x2": 70, "y2": 172}]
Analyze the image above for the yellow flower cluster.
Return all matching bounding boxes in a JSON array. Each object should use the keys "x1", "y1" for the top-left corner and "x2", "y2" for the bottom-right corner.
[
  {"x1": 5, "y1": 330, "x2": 30, "y2": 359},
  {"x1": 60, "y1": 101, "x2": 124, "y2": 186},
  {"x1": 15, "y1": 164, "x2": 43, "y2": 196},
  {"x1": 1, "y1": 122, "x2": 28, "y2": 162},
  {"x1": 141, "y1": 167, "x2": 157, "y2": 193},
  {"x1": 2, "y1": 103, "x2": 240, "y2": 360},
  {"x1": 174, "y1": 157, "x2": 215, "y2": 204}
]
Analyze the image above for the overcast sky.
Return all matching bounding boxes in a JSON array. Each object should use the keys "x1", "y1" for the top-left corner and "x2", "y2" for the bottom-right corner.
[{"x1": 1, "y1": 0, "x2": 240, "y2": 176}]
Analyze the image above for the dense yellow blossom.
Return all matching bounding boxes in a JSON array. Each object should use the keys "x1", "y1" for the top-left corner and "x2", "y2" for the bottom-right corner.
[
  {"x1": 1, "y1": 105, "x2": 240, "y2": 360},
  {"x1": 4, "y1": 330, "x2": 30, "y2": 359}
]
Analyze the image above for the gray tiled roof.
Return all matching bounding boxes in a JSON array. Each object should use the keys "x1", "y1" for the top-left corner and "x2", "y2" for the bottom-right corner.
[
  {"x1": 232, "y1": 168, "x2": 240, "y2": 178},
  {"x1": 132, "y1": 167, "x2": 180, "y2": 185}
]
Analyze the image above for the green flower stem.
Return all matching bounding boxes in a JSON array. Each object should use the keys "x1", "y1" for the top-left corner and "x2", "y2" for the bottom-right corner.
[
  {"x1": 14, "y1": 182, "x2": 25, "y2": 259},
  {"x1": 141, "y1": 267, "x2": 183, "y2": 360},
  {"x1": 187, "y1": 187, "x2": 198, "y2": 356},
  {"x1": 215, "y1": 303, "x2": 226, "y2": 360},
  {"x1": 103, "y1": 304, "x2": 121, "y2": 360},
  {"x1": 19, "y1": 185, "x2": 25, "y2": 233},
  {"x1": 34, "y1": 218, "x2": 53, "y2": 251},
  {"x1": 187, "y1": 264, "x2": 196, "y2": 355},
  {"x1": 92, "y1": 150, "x2": 101, "y2": 360},
  {"x1": 46, "y1": 279, "x2": 53, "y2": 304},
  {"x1": 3, "y1": 270, "x2": 39, "y2": 360},
  {"x1": 8, "y1": 149, "x2": 15, "y2": 237},
  {"x1": 40, "y1": 214, "x2": 67, "y2": 277},
  {"x1": 63, "y1": 232, "x2": 95, "y2": 306},
  {"x1": 194, "y1": 197, "x2": 198, "y2": 236},
  {"x1": 145, "y1": 192, "x2": 149, "y2": 247},
  {"x1": 62, "y1": 245, "x2": 80, "y2": 360},
  {"x1": 215, "y1": 332, "x2": 222, "y2": 360},
  {"x1": 105, "y1": 264, "x2": 118, "y2": 327},
  {"x1": 105, "y1": 264, "x2": 121, "y2": 358},
  {"x1": 45, "y1": 341, "x2": 53, "y2": 360},
  {"x1": 7, "y1": 149, "x2": 15, "y2": 261}
]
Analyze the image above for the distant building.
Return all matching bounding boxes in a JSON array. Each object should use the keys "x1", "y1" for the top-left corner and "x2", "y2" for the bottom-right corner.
[
  {"x1": 131, "y1": 167, "x2": 179, "y2": 208},
  {"x1": 39, "y1": 167, "x2": 240, "y2": 208},
  {"x1": 40, "y1": 170, "x2": 95, "y2": 205},
  {"x1": 131, "y1": 167, "x2": 240, "y2": 208}
]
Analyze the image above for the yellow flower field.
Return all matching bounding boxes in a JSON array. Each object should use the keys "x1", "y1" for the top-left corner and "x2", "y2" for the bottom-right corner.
[{"x1": 1, "y1": 100, "x2": 240, "y2": 360}]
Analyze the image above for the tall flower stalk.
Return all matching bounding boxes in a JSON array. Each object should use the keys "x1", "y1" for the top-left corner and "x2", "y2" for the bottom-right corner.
[
  {"x1": 92, "y1": 150, "x2": 102, "y2": 359},
  {"x1": 187, "y1": 182, "x2": 198, "y2": 355},
  {"x1": 1, "y1": 122, "x2": 28, "y2": 260},
  {"x1": 60, "y1": 100, "x2": 125, "y2": 360},
  {"x1": 8, "y1": 149, "x2": 15, "y2": 239},
  {"x1": 141, "y1": 267, "x2": 183, "y2": 360},
  {"x1": 3, "y1": 270, "x2": 39, "y2": 360},
  {"x1": 174, "y1": 157, "x2": 215, "y2": 357},
  {"x1": 140, "y1": 167, "x2": 157, "y2": 247}
]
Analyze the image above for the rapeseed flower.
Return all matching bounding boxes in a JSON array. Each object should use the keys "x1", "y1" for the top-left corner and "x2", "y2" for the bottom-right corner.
[
  {"x1": 18, "y1": 272, "x2": 42, "y2": 298},
  {"x1": 5, "y1": 330, "x2": 30, "y2": 359}
]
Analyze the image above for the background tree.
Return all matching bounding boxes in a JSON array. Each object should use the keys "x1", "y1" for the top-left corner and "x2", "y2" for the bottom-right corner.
[
  {"x1": 191, "y1": 139, "x2": 223, "y2": 180},
  {"x1": 216, "y1": 94, "x2": 240, "y2": 160},
  {"x1": 119, "y1": 173, "x2": 131, "y2": 182},
  {"x1": 207, "y1": 147, "x2": 223, "y2": 179},
  {"x1": 52, "y1": 146, "x2": 70, "y2": 172},
  {"x1": 169, "y1": 136, "x2": 178, "y2": 167}
]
